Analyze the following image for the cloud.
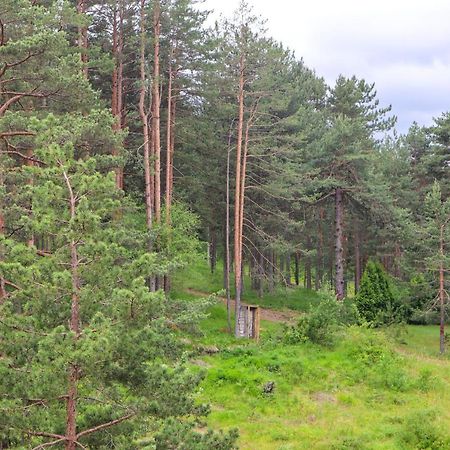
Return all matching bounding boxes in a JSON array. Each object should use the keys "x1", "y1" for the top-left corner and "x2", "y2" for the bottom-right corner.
[{"x1": 201, "y1": 0, "x2": 450, "y2": 133}]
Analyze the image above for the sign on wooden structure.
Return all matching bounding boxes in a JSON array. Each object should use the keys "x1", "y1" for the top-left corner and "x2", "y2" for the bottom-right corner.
[{"x1": 237, "y1": 305, "x2": 260, "y2": 341}]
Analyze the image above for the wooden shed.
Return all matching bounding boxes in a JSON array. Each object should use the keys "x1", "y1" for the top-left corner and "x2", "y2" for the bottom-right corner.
[{"x1": 237, "y1": 305, "x2": 260, "y2": 341}]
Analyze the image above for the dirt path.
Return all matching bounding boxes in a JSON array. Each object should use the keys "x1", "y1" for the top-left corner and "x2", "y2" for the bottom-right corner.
[{"x1": 186, "y1": 288, "x2": 300, "y2": 324}]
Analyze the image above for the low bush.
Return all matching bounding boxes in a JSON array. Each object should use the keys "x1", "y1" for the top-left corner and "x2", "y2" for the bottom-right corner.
[
  {"x1": 398, "y1": 410, "x2": 450, "y2": 449},
  {"x1": 284, "y1": 286, "x2": 359, "y2": 346}
]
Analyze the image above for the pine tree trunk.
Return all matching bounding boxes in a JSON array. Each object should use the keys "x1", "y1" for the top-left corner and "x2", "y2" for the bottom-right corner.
[
  {"x1": 354, "y1": 219, "x2": 361, "y2": 293},
  {"x1": 258, "y1": 251, "x2": 264, "y2": 298},
  {"x1": 439, "y1": 225, "x2": 445, "y2": 354},
  {"x1": 26, "y1": 148, "x2": 35, "y2": 246},
  {"x1": 285, "y1": 253, "x2": 291, "y2": 286},
  {"x1": 152, "y1": 0, "x2": 161, "y2": 223},
  {"x1": 138, "y1": 0, "x2": 155, "y2": 292},
  {"x1": 63, "y1": 170, "x2": 81, "y2": 450},
  {"x1": 0, "y1": 167, "x2": 5, "y2": 299},
  {"x1": 77, "y1": 0, "x2": 88, "y2": 79},
  {"x1": 294, "y1": 251, "x2": 300, "y2": 286},
  {"x1": 111, "y1": 0, "x2": 124, "y2": 189},
  {"x1": 210, "y1": 229, "x2": 216, "y2": 273},
  {"x1": 139, "y1": 1, "x2": 152, "y2": 234},
  {"x1": 225, "y1": 135, "x2": 232, "y2": 333},
  {"x1": 233, "y1": 54, "x2": 245, "y2": 337},
  {"x1": 315, "y1": 207, "x2": 324, "y2": 290},
  {"x1": 165, "y1": 50, "x2": 173, "y2": 224},
  {"x1": 268, "y1": 251, "x2": 274, "y2": 293},
  {"x1": 306, "y1": 236, "x2": 312, "y2": 290},
  {"x1": 335, "y1": 188, "x2": 345, "y2": 300}
]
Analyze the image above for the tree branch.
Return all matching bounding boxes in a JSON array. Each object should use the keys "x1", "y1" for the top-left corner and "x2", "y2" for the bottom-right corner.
[{"x1": 76, "y1": 412, "x2": 135, "y2": 438}]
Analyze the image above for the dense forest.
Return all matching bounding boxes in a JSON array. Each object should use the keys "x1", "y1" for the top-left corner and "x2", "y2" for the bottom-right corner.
[{"x1": 0, "y1": 0, "x2": 449, "y2": 448}]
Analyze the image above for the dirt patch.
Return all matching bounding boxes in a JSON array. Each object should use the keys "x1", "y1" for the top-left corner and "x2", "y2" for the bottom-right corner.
[
  {"x1": 186, "y1": 288, "x2": 300, "y2": 324},
  {"x1": 311, "y1": 392, "x2": 337, "y2": 404}
]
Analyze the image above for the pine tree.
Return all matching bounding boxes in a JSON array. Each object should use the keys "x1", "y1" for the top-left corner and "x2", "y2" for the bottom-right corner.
[{"x1": 355, "y1": 260, "x2": 402, "y2": 325}]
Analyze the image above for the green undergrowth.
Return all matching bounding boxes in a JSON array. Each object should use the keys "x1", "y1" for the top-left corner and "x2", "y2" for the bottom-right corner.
[
  {"x1": 172, "y1": 260, "x2": 321, "y2": 313},
  {"x1": 171, "y1": 262, "x2": 450, "y2": 449},
  {"x1": 191, "y1": 327, "x2": 450, "y2": 449}
]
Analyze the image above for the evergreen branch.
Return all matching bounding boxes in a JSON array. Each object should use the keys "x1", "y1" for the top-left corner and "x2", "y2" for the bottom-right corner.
[
  {"x1": 76, "y1": 412, "x2": 135, "y2": 439},
  {"x1": 2, "y1": 150, "x2": 45, "y2": 165},
  {"x1": 31, "y1": 438, "x2": 66, "y2": 449}
]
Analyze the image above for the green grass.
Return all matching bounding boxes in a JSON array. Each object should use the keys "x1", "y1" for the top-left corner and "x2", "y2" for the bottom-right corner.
[
  {"x1": 172, "y1": 259, "x2": 321, "y2": 313},
  {"x1": 193, "y1": 328, "x2": 450, "y2": 450},
  {"x1": 399, "y1": 325, "x2": 450, "y2": 359},
  {"x1": 173, "y1": 261, "x2": 450, "y2": 449}
]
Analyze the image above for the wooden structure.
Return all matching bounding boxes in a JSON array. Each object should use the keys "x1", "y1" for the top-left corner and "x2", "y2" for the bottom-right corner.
[{"x1": 237, "y1": 305, "x2": 260, "y2": 341}]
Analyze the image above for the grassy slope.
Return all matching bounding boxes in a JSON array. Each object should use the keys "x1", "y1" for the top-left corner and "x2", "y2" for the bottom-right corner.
[{"x1": 173, "y1": 262, "x2": 450, "y2": 450}]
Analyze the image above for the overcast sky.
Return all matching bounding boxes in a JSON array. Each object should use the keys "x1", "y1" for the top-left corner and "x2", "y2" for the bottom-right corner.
[{"x1": 200, "y1": 0, "x2": 450, "y2": 134}]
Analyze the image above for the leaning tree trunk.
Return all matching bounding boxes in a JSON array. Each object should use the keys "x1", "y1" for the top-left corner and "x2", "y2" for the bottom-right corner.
[{"x1": 335, "y1": 188, "x2": 345, "y2": 300}]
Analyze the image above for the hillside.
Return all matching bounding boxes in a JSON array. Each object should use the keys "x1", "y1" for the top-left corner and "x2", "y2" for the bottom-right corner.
[{"x1": 174, "y1": 263, "x2": 450, "y2": 450}]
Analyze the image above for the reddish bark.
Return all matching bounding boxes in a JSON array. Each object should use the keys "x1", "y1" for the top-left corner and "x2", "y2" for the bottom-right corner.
[
  {"x1": 233, "y1": 53, "x2": 245, "y2": 337},
  {"x1": 77, "y1": 0, "x2": 88, "y2": 79},
  {"x1": 152, "y1": 0, "x2": 161, "y2": 223},
  {"x1": 111, "y1": 0, "x2": 124, "y2": 189},
  {"x1": 138, "y1": 0, "x2": 153, "y2": 234}
]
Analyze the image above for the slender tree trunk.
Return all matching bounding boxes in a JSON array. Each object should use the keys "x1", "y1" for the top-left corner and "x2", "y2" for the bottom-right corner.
[
  {"x1": 165, "y1": 48, "x2": 173, "y2": 224},
  {"x1": 152, "y1": 0, "x2": 161, "y2": 223},
  {"x1": 111, "y1": 0, "x2": 124, "y2": 189},
  {"x1": 306, "y1": 236, "x2": 312, "y2": 290},
  {"x1": 394, "y1": 243, "x2": 401, "y2": 279},
  {"x1": 0, "y1": 169, "x2": 5, "y2": 300},
  {"x1": 268, "y1": 251, "x2": 274, "y2": 293},
  {"x1": 294, "y1": 251, "x2": 300, "y2": 286},
  {"x1": 258, "y1": 251, "x2": 264, "y2": 298},
  {"x1": 138, "y1": 0, "x2": 155, "y2": 291},
  {"x1": 26, "y1": 148, "x2": 35, "y2": 247},
  {"x1": 210, "y1": 229, "x2": 216, "y2": 273},
  {"x1": 77, "y1": 0, "x2": 88, "y2": 79},
  {"x1": 439, "y1": 225, "x2": 445, "y2": 354},
  {"x1": 225, "y1": 141, "x2": 232, "y2": 333},
  {"x1": 354, "y1": 219, "x2": 361, "y2": 293},
  {"x1": 62, "y1": 170, "x2": 81, "y2": 450},
  {"x1": 139, "y1": 1, "x2": 152, "y2": 234},
  {"x1": 285, "y1": 253, "x2": 291, "y2": 286},
  {"x1": 316, "y1": 207, "x2": 324, "y2": 290},
  {"x1": 234, "y1": 54, "x2": 245, "y2": 337},
  {"x1": 335, "y1": 188, "x2": 345, "y2": 300}
]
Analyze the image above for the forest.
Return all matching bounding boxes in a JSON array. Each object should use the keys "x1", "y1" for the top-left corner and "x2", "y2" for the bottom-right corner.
[{"x1": 0, "y1": 0, "x2": 449, "y2": 449}]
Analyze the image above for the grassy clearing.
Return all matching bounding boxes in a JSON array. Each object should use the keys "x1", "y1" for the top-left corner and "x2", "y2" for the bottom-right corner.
[
  {"x1": 193, "y1": 328, "x2": 450, "y2": 449},
  {"x1": 172, "y1": 259, "x2": 321, "y2": 313},
  {"x1": 173, "y1": 262, "x2": 450, "y2": 449}
]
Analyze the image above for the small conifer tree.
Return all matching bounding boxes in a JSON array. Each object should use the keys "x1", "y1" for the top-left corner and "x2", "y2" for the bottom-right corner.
[{"x1": 356, "y1": 261, "x2": 403, "y2": 325}]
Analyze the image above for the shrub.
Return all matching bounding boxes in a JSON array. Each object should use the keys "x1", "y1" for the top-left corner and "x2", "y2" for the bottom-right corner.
[
  {"x1": 284, "y1": 286, "x2": 358, "y2": 346},
  {"x1": 399, "y1": 410, "x2": 450, "y2": 449},
  {"x1": 355, "y1": 261, "x2": 404, "y2": 326}
]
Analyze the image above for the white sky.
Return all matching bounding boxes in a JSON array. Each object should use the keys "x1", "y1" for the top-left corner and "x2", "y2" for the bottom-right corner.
[{"x1": 200, "y1": 0, "x2": 450, "y2": 134}]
